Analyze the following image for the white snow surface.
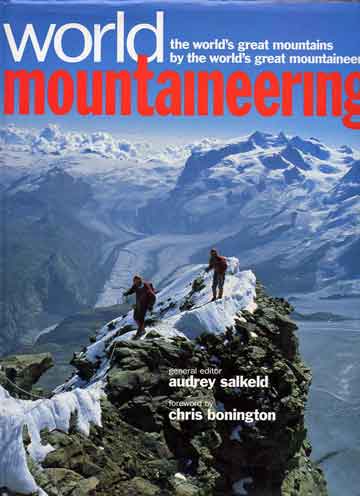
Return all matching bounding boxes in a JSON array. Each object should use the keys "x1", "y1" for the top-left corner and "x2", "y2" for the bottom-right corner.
[
  {"x1": 0, "y1": 382, "x2": 103, "y2": 495},
  {"x1": 0, "y1": 257, "x2": 255, "y2": 495}
]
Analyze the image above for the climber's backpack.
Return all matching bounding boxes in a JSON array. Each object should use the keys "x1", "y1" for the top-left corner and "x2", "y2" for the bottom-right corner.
[{"x1": 216, "y1": 256, "x2": 228, "y2": 273}]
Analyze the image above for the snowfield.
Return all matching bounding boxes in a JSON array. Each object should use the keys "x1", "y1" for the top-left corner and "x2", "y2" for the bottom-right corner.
[{"x1": 0, "y1": 257, "x2": 256, "y2": 495}]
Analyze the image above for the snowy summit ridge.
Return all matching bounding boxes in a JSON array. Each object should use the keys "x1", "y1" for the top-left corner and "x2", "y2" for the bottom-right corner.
[
  {"x1": 0, "y1": 258, "x2": 256, "y2": 496},
  {"x1": 67, "y1": 257, "x2": 256, "y2": 387},
  {"x1": 84, "y1": 257, "x2": 255, "y2": 366}
]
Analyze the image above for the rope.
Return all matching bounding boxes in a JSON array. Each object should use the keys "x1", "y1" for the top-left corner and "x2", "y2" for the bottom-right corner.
[
  {"x1": 94, "y1": 333, "x2": 124, "y2": 382},
  {"x1": 0, "y1": 378, "x2": 66, "y2": 496},
  {"x1": 1, "y1": 284, "x2": 132, "y2": 402},
  {"x1": 1, "y1": 374, "x2": 49, "y2": 400},
  {"x1": 190, "y1": 300, "x2": 214, "y2": 311},
  {"x1": 0, "y1": 303, "x2": 133, "y2": 494},
  {"x1": 0, "y1": 370, "x2": 60, "y2": 420},
  {"x1": 0, "y1": 271, "x2": 217, "y2": 494},
  {"x1": 107, "y1": 340, "x2": 119, "y2": 365}
]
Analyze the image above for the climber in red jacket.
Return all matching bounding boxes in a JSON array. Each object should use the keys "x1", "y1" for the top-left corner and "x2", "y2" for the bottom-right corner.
[
  {"x1": 123, "y1": 275, "x2": 156, "y2": 339},
  {"x1": 205, "y1": 248, "x2": 228, "y2": 301}
]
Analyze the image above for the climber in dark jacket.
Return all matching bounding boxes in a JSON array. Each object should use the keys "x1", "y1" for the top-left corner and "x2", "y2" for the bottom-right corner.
[
  {"x1": 205, "y1": 248, "x2": 228, "y2": 301},
  {"x1": 123, "y1": 275, "x2": 156, "y2": 339}
]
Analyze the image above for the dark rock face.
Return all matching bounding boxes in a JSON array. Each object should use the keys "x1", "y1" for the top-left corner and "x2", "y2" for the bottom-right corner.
[
  {"x1": 178, "y1": 141, "x2": 255, "y2": 187},
  {"x1": 289, "y1": 136, "x2": 330, "y2": 160},
  {"x1": 283, "y1": 166, "x2": 305, "y2": 185},
  {"x1": 281, "y1": 145, "x2": 311, "y2": 171},
  {"x1": 20, "y1": 282, "x2": 327, "y2": 496},
  {"x1": 0, "y1": 352, "x2": 53, "y2": 399},
  {"x1": 70, "y1": 352, "x2": 97, "y2": 381},
  {"x1": 0, "y1": 168, "x2": 117, "y2": 356},
  {"x1": 330, "y1": 160, "x2": 360, "y2": 202},
  {"x1": 260, "y1": 154, "x2": 290, "y2": 170}
]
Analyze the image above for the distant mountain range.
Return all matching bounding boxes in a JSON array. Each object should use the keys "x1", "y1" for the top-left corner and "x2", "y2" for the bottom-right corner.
[
  {"x1": 139, "y1": 130, "x2": 359, "y2": 295},
  {"x1": 1, "y1": 124, "x2": 359, "y2": 352}
]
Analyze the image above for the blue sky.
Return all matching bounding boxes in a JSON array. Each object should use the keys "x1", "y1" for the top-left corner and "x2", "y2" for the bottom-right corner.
[{"x1": 1, "y1": 1, "x2": 360, "y2": 146}]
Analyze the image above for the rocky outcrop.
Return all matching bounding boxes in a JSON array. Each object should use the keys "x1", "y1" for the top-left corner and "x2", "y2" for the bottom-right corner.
[
  {"x1": 14, "y1": 281, "x2": 327, "y2": 496},
  {"x1": 0, "y1": 352, "x2": 53, "y2": 399}
]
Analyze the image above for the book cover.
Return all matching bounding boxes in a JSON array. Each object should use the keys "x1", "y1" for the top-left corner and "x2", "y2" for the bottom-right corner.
[{"x1": 0, "y1": 1, "x2": 359, "y2": 495}]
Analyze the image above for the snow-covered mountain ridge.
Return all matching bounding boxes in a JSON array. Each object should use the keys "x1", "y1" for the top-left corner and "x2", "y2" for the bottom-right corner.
[
  {"x1": 72, "y1": 257, "x2": 256, "y2": 374},
  {"x1": 0, "y1": 259, "x2": 328, "y2": 496},
  {"x1": 0, "y1": 258, "x2": 254, "y2": 495}
]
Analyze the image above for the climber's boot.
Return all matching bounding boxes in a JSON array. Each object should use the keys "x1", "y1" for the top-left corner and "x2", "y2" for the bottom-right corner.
[{"x1": 133, "y1": 325, "x2": 146, "y2": 340}]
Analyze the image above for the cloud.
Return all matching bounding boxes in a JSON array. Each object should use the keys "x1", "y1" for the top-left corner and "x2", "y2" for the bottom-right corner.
[{"x1": 0, "y1": 123, "x2": 192, "y2": 165}]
